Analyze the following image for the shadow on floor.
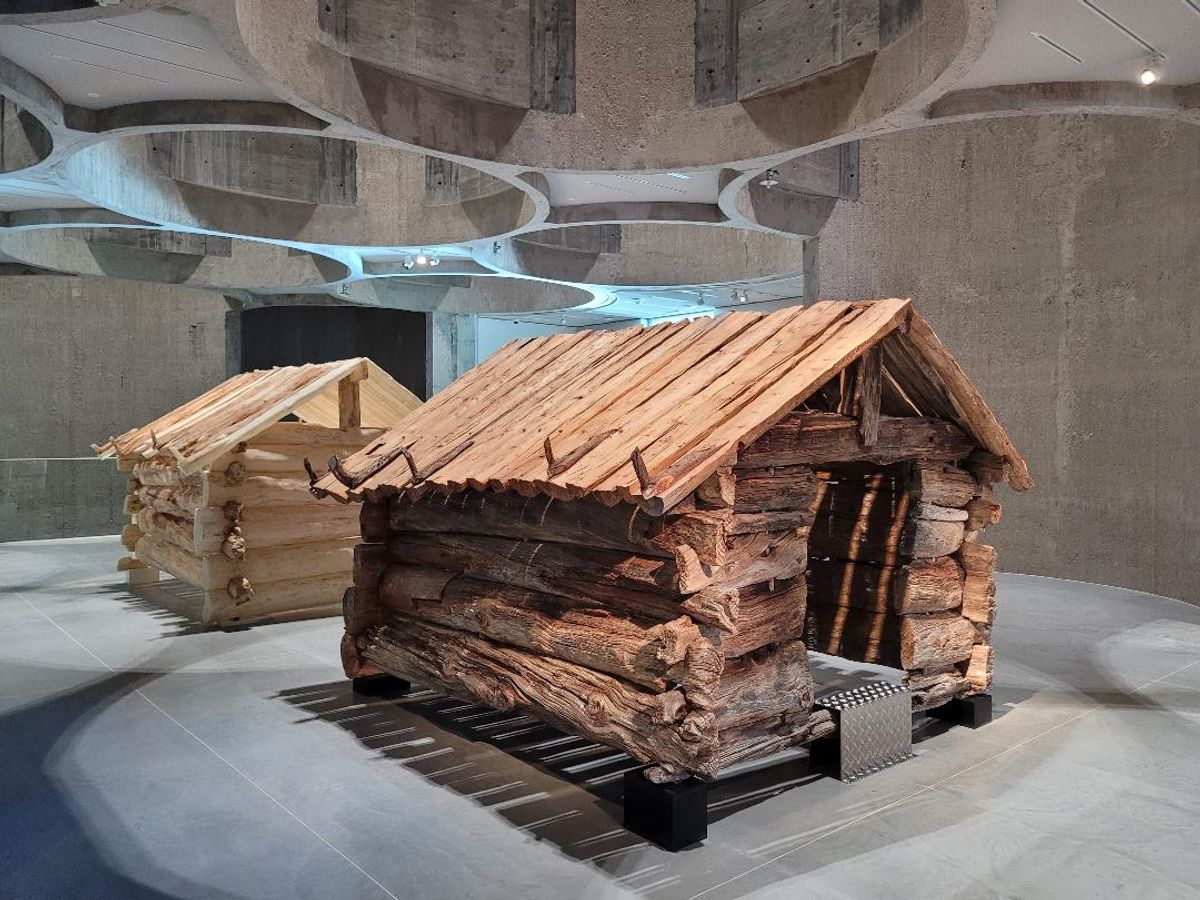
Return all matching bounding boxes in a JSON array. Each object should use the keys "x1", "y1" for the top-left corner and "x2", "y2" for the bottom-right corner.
[
  {"x1": 278, "y1": 678, "x2": 846, "y2": 869},
  {"x1": 0, "y1": 672, "x2": 219, "y2": 899}
]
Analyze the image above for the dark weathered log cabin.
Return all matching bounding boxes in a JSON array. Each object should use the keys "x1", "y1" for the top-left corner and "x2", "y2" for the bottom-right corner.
[
  {"x1": 315, "y1": 299, "x2": 1030, "y2": 782},
  {"x1": 95, "y1": 358, "x2": 422, "y2": 626}
]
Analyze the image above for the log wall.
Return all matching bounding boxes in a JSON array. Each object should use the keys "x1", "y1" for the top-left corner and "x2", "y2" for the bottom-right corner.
[
  {"x1": 342, "y1": 411, "x2": 1002, "y2": 779},
  {"x1": 118, "y1": 421, "x2": 379, "y2": 625}
]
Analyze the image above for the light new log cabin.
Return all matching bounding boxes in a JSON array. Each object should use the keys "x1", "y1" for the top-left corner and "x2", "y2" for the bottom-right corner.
[
  {"x1": 95, "y1": 358, "x2": 422, "y2": 625},
  {"x1": 314, "y1": 299, "x2": 1030, "y2": 781}
]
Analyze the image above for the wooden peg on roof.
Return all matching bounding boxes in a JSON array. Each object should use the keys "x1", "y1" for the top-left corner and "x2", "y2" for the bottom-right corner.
[{"x1": 631, "y1": 447, "x2": 654, "y2": 493}]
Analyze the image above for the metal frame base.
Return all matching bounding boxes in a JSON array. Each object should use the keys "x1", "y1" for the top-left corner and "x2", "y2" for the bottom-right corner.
[
  {"x1": 351, "y1": 674, "x2": 411, "y2": 698},
  {"x1": 928, "y1": 693, "x2": 993, "y2": 728},
  {"x1": 623, "y1": 768, "x2": 709, "y2": 851}
]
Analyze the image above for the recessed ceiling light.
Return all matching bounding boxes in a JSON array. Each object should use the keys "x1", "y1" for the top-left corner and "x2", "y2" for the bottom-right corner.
[
  {"x1": 415, "y1": 253, "x2": 429, "y2": 266},
  {"x1": 1139, "y1": 54, "x2": 1163, "y2": 85},
  {"x1": 86, "y1": 92, "x2": 101, "y2": 98}
]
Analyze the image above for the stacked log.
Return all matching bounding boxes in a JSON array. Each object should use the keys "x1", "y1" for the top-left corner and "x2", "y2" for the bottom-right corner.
[
  {"x1": 119, "y1": 421, "x2": 379, "y2": 625},
  {"x1": 342, "y1": 410, "x2": 1004, "y2": 778},
  {"x1": 344, "y1": 473, "x2": 822, "y2": 781},
  {"x1": 751, "y1": 417, "x2": 1004, "y2": 708}
]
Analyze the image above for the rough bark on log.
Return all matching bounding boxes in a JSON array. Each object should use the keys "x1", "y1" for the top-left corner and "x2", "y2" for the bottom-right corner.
[
  {"x1": 808, "y1": 556, "x2": 963, "y2": 616},
  {"x1": 958, "y1": 541, "x2": 997, "y2": 625},
  {"x1": 852, "y1": 345, "x2": 882, "y2": 447},
  {"x1": 711, "y1": 640, "x2": 813, "y2": 730},
  {"x1": 711, "y1": 708, "x2": 836, "y2": 772},
  {"x1": 384, "y1": 530, "x2": 739, "y2": 630},
  {"x1": 732, "y1": 465, "x2": 820, "y2": 512},
  {"x1": 388, "y1": 490, "x2": 728, "y2": 568},
  {"x1": 347, "y1": 543, "x2": 389, "y2": 634},
  {"x1": 965, "y1": 643, "x2": 994, "y2": 692},
  {"x1": 739, "y1": 413, "x2": 975, "y2": 468},
  {"x1": 696, "y1": 467, "x2": 735, "y2": 509},
  {"x1": 899, "y1": 614, "x2": 975, "y2": 670},
  {"x1": 378, "y1": 565, "x2": 723, "y2": 700},
  {"x1": 720, "y1": 529, "x2": 809, "y2": 589},
  {"x1": 362, "y1": 619, "x2": 720, "y2": 776},
  {"x1": 340, "y1": 630, "x2": 384, "y2": 679},
  {"x1": 136, "y1": 485, "x2": 199, "y2": 519},
  {"x1": 360, "y1": 500, "x2": 389, "y2": 543},
  {"x1": 906, "y1": 671, "x2": 971, "y2": 710},
  {"x1": 963, "y1": 489, "x2": 1003, "y2": 533},
  {"x1": 714, "y1": 578, "x2": 807, "y2": 658},
  {"x1": 909, "y1": 461, "x2": 977, "y2": 508},
  {"x1": 136, "y1": 507, "x2": 196, "y2": 556}
]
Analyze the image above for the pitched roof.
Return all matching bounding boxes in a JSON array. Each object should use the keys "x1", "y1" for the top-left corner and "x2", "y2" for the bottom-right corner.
[
  {"x1": 314, "y1": 300, "x2": 1030, "y2": 513},
  {"x1": 95, "y1": 358, "x2": 422, "y2": 474}
]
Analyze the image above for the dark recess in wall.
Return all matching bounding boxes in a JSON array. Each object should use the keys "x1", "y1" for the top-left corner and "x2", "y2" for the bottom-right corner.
[{"x1": 238, "y1": 305, "x2": 428, "y2": 400}]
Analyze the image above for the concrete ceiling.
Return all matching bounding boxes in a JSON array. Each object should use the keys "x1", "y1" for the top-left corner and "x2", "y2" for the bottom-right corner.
[
  {"x1": 0, "y1": 9, "x2": 276, "y2": 108},
  {"x1": 0, "y1": 0, "x2": 1194, "y2": 323},
  {"x1": 958, "y1": 0, "x2": 1200, "y2": 90}
]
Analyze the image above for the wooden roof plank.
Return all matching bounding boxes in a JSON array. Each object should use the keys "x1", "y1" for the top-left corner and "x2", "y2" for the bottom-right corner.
[
  {"x1": 550, "y1": 308, "x2": 810, "y2": 494},
  {"x1": 643, "y1": 298, "x2": 913, "y2": 512},
  {"x1": 443, "y1": 321, "x2": 691, "y2": 495},
  {"x1": 174, "y1": 361, "x2": 364, "y2": 473},
  {"x1": 901, "y1": 310, "x2": 1032, "y2": 490},
  {"x1": 437, "y1": 326, "x2": 655, "y2": 493},
  {"x1": 352, "y1": 329, "x2": 606, "y2": 496},
  {"x1": 327, "y1": 332, "x2": 578, "y2": 494},
  {"x1": 528, "y1": 312, "x2": 766, "y2": 483},
  {"x1": 498, "y1": 319, "x2": 699, "y2": 490},
  {"x1": 587, "y1": 302, "x2": 856, "y2": 500}
]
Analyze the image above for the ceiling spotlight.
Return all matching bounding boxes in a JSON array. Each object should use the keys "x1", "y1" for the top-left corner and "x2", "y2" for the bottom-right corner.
[
  {"x1": 415, "y1": 253, "x2": 429, "y2": 266},
  {"x1": 428, "y1": 257, "x2": 440, "y2": 267},
  {"x1": 402, "y1": 257, "x2": 415, "y2": 270},
  {"x1": 759, "y1": 169, "x2": 780, "y2": 188},
  {"x1": 737, "y1": 291, "x2": 748, "y2": 304},
  {"x1": 1139, "y1": 54, "x2": 1163, "y2": 86}
]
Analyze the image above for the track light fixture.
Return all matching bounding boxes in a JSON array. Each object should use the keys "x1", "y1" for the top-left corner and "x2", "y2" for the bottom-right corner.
[
  {"x1": 759, "y1": 169, "x2": 780, "y2": 188},
  {"x1": 402, "y1": 257, "x2": 415, "y2": 269}
]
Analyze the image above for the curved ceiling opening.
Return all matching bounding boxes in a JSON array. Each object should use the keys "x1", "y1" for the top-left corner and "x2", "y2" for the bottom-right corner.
[
  {"x1": 0, "y1": 226, "x2": 350, "y2": 290},
  {"x1": 227, "y1": 0, "x2": 987, "y2": 169},
  {"x1": 342, "y1": 274, "x2": 594, "y2": 314},
  {"x1": 0, "y1": 94, "x2": 52, "y2": 173},
  {"x1": 484, "y1": 223, "x2": 807, "y2": 286},
  {"x1": 61, "y1": 130, "x2": 540, "y2": 246}
]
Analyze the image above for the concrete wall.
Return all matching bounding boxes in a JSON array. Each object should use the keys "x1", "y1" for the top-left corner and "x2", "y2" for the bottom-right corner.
[
  {"x1": 816, "y1": 115, "x2": 1200, "y2": 604},
  {"x1": 0, "y1": 275, "x2": 229, "y2": 540}
]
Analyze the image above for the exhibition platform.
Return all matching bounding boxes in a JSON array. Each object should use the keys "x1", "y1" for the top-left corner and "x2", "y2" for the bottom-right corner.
[{"x1": 3, "y1": 536, "x2": 1197, "y2": 899}]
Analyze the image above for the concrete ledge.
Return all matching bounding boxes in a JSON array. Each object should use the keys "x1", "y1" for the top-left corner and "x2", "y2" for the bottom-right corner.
[{"x1": 0, "y1": 458, "x2": 124, "y2": 542}]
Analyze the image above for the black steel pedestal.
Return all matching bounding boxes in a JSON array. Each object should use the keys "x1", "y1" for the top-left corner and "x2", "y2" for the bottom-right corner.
[
  {"x1": 351, "y1": 674, "x2": 412, "y2": 698},
  {"x1": 623, "y1": 769, "x2": 709, "y2": 851},
  {"x1": 927, "y1": 693, "x2": 993, "y2": 728}
]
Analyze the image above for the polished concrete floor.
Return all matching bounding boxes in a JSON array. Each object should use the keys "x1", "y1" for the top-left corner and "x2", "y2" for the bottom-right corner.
[{"x1": 2, "y1": 536, "x2": 1199, "y2": 899}]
